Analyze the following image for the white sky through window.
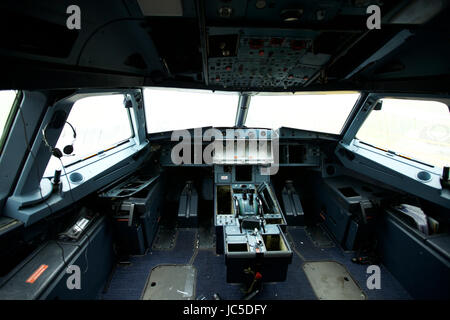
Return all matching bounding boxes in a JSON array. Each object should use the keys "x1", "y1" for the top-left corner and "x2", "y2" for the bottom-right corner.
[
  {"x1": 144, "y1": 88, "x2": 238, "y2": 133},
  {"x1": 245, "y1": 92, "x2": 360, "y2": 134},
  {"x1": 0, "y1": 90, "x2": 18, "y2": 153},
  {"x1": 144, "y1": 88, "x2": 359, "y2": 135},
  {"x1": 357, "y1": 98, "x2": 450, "y2": 169},
  {"x1": 44, "y1": 94, "x2": 132, "y2": 177}
]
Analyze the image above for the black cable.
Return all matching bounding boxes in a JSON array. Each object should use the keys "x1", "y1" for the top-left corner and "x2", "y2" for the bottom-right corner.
[
  {"x1": 58, "y1": 158, "x2": 91, "y2": 273},
  {"x1": 18, "y1": 104, "x2": 70, "y2": 267},
  {"x1": 54, "y1": 240, "x2": 67, "y2": 266},
  {"x1": 42, "y1": 120, "x2": 77, "y2": 155},
  {"x1": 18, "y1": 103, "x2": 54, "y2": 216},
  {"x1": 65, "y1": 121, "x2": 77, "y2": 138},
  {"x1": 19, "y1": 102, "x2": 85, "y2": 271},
  {"x1": 58, "y1": 158, "x2": 76, "y2": 204},
  {"x1": 20, "y1": 99, "x2": 94, "y2": 276},
  {"x1": 82, "y1": 222, "x2": 91, "y2": 274}
]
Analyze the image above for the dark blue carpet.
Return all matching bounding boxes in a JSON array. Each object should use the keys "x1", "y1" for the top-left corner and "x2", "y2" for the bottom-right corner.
[
  {"x1": 101, "y1": 226, "x2": 411, "y2": 300},
  {"x1": 101, "y1": 229, "x2": 196, "y2": 300},
  {"x1": 287, "y1": 226, "x2": 411, "y2": 300},
  {"x1": 193, "y1": 247, "x2": 317, "y2": 300}
]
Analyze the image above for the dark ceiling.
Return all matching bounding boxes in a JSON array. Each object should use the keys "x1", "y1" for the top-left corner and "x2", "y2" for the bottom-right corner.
[{"x1": 0, "y1": 0, "x2": 449, "y2": 93}]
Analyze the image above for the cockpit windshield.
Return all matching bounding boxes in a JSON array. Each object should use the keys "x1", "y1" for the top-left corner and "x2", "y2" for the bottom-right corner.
[
  {"x1": 245, "y1": 92, "x2": 360, "y2": 134},
  {"x1": 144, "y1": 88, "x2": 359, "y2": 135},
  {"x1": 144, "y1": 88, "x2": 239, "y2": 133}
]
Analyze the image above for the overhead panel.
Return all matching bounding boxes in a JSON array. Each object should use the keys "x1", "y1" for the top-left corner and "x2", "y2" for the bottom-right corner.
[{"x1": 207, "y1": 27, "x2": 330, "y2": 89}]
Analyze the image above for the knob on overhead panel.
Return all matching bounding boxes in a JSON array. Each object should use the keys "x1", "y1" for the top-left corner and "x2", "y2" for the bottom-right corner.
[
  {"x1": 255, "y1": 0, "x2": 266, "y2": 9},
  {"x1": 218, "y1": 6, "x2": 233, "y2": 18},
  {"x1": 280, "y1": 8, "x2": 303, "y2": 22}
]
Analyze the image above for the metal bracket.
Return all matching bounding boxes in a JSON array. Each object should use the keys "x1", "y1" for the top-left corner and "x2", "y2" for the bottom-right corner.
[{"x1": 128, "y1": 203, "x2": 135, "y2": 227}]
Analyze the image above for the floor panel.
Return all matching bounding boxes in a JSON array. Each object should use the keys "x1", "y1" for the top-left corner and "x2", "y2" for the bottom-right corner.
[
  {"x1": 303, "y1": 261, "x2": 366, "y2": 300},
  {"x1": 141, "y1": 265, "x2": 196, "y2": 300},
  {"x1": 101, "y1": 226, "x2": 411, "y2": 300}
]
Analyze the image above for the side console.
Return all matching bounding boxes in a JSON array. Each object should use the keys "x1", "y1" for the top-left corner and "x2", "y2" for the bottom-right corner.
[
  {"x1": 314, "y1": 176, "x2": 387, "y2": 250},
  {"x1": 98, "y1": 173, "x2": 162, "y2": 256}
]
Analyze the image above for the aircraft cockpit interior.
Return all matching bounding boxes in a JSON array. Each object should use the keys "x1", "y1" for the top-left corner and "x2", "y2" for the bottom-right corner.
[{"x1": 0, "y1": 0, "x2": 449, "y2": 306}]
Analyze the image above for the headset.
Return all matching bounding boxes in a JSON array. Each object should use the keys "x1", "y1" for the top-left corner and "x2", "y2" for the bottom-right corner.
[{"x1": 42, "y1": 111, "x2": 77, "y2": 159}]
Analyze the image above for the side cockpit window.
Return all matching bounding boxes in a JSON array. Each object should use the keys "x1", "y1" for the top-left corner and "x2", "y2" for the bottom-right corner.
[
  {"x1": 356, "y1": 98, "x2": 450, "y2": 170},
  {"x1": 0, "y1": 90, "x2": 20, "y2": 155},
  {"x1": 44, "y1": 94, "x2": 133, "y2": 177}
]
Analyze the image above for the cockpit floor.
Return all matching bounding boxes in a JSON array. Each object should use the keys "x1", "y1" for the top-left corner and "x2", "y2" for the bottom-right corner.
[{"x1": 100, "y1": 226, "x2": 411, "y2": 300}]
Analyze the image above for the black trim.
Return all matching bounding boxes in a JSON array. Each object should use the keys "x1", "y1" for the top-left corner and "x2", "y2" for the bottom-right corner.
[
  {"x1": 64, "y1": 139, "x2": 132, "y2": 169},
  {"x1": 358, "y1": 140, "x2": 434, "y2": 168},
  {"x1": 0, "y1": 90, "x2": 22, "y2": 155}
]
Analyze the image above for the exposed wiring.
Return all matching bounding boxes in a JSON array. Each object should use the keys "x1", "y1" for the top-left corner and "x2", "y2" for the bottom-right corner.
[
  {"x1": 58, "y1": 158, "x2": 76, "y2": 204},
  {"x1": 286, "y1": 229, "x2": 306, "y2": 261},
  {"x1": 17, "y1": 104, "x2": 69, "y2": 266},
  {"x1": 58, "y1": 144, "x2": 91, "y2": 274},
  {"x1": 54, "y1": 240, "x2": 67, "y2": 266},
  {"x1": 189, "y1": 230, "x2": 199, "y2": 265},
  {"x1": 18, "y1": 101, "x2": 90, "y2": 274},
  {"x1": 83, "y1": 229, "x2": 90, "y2": 274},
  {"x1": 17, "y1": 103, "x2": 53, "y2": 216}
]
